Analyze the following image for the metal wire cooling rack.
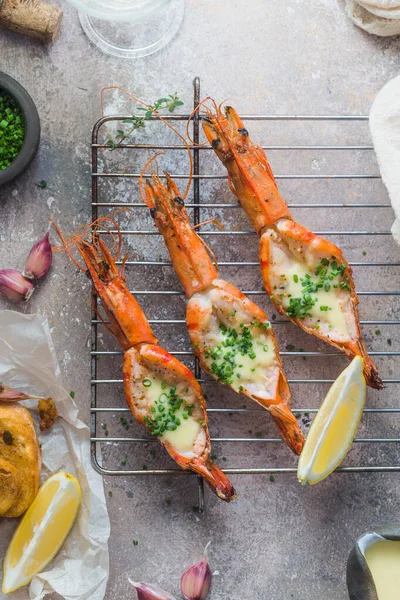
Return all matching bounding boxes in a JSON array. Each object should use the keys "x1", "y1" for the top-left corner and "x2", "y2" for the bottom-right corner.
[{"x1": 90, "y1": 77, "x2": 400, "y2": 509}]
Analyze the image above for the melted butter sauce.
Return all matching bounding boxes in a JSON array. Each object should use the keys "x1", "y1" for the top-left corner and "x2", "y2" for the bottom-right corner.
[
  {"x1": 162, "y1": 409, "x2": 201, "y2": 453},
  {"x1": 204, "y1": 324, "x2": 275, "y2": 391},
  {"x1": 143, "y1": 377, "x2": 200, "y2": 454},
  {"x1": 274, "y1": 258, "x2": 350, "y2": 339},
  {"x1": 360, "y1": 534, "x2": 400, "y2": 600}
]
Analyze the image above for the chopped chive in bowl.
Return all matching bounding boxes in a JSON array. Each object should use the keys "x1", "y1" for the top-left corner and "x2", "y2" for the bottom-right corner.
[{"x1": 0, "y1": 91, "x2": 25, "y2": 172}]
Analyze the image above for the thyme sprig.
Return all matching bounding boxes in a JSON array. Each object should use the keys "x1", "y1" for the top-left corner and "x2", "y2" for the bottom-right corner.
[{"x1": 107, "y1": 93, "x2": 184, "y2": 150}]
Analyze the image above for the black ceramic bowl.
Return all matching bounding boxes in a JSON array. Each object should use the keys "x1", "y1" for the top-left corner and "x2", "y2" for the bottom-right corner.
[{"x1": 0, "y1": 72, "x2": 40, "y2": 187}]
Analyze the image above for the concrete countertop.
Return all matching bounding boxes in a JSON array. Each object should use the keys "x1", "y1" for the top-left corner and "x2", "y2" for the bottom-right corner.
[{"x1": 1, "y1": 1, "x2": 400, "y2": 598}]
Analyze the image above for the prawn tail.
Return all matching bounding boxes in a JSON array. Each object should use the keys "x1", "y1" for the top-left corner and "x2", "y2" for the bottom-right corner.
[
  {"x1": 353, "y1": 341, "x2": 384, "y2": 390},
  {"x1": 194, "y1": 459, "x2": 237, "y2": 503},
  {"x1": 268, "y1": 403, "x2": 305, "y2": 456}
]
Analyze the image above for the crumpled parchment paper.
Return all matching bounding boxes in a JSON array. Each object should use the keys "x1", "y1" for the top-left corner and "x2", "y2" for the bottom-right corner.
[{"x1": 0, "y1": 310, "x2": 110, "y2": 600}]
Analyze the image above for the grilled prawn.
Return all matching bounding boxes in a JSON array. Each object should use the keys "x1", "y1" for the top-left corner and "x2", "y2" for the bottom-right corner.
[
  {"x1": 144, "y1": 173, "x2": 305, "y2": 455},
  {"x1": 202, "y1": 105, "x2": 383, "y2": 390},
  {"x1": 78, "y1": 236, "x2": 235, "y2": 502}
]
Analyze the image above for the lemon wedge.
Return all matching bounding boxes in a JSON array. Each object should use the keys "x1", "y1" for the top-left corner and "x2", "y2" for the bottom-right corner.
[
  {"x1": 2, "y1": 472, "x2": 81, "y2": 594},
  {"x1": 298, "y1": 356, "x2": 366, "y2": 485}
]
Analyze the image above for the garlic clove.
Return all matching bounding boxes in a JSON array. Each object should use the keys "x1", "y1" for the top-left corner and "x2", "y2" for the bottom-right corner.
[
  {"x1": 0, "y1": 269, "x2": 34, "y2": 303},
  {"x1": 128, "y1": 580, "x2": 177, "y2": 600},
  {"x1": 24, "y1": 231, "x2": 52, "y2": 279},
  {"x1": 0, "y1": 384, "x2": 46, "y2": 402},
  {"x1": 0, "y1": 385, "x2": 31, "y2": 401},
  {"x1": 180, "y1": 550, "x2": 212, "y2": 600}
]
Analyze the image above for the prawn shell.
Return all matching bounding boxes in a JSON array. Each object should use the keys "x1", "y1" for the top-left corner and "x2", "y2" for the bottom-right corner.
[
  {"x1": 123, "y1": 344, "x2": 236, "y2": 502},
  {"x1": 260, "y1": 219, "x2": 383, "y2": 390}
]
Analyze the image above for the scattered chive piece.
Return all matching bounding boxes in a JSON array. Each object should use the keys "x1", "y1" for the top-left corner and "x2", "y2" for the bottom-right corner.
[
  {"x1": 121, "y1": 459, "x2": 127, "y2": 466},
  {"x1": 362, "y1": 250, "x2": 367, "y2": 256},
  {"x1": 295, "y1": 413, "x2": 301, "y2": 419},
  {"x1": 142, "y1": 464, "x2": 148, "y2": 470},
  {"x1": 108, "y1": 491, "x2": 112, "y2": 498},
  {"x1": 132, "y1": 540, "x2": 138, "y2": 546},
  {"x1": 69, "y1": 391, "x2": 75, "y2": 398},
  {"x1": 222, "y1": 457, "x2": 227, "y2": 462},
  {"x1": 269, "y1": 474, "x2": 275, "y2": 482},
  {"x1": 375, "y1": 329, "x2": 381, "y2": 335},
  {"x1": 293, "y1": 274, "x2": 299, "y2": 283},
  {"x1": 166, "y1": 498, "x2": 171, "y2": 505},
  {"x1": 37, "y1": 180, "x2": 47, "y2": 189},
  {"x1": 387, "y1": 338, "x2": 392, "y2": 346},
  {"x1": 143, "y1": 378, "x2": 152, "y2": 387},
  {"x1": 255, "y1": 431, "x2": 263, "y2": 438}
]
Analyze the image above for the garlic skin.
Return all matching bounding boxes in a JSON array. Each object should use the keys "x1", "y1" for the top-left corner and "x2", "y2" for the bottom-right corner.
[
  {"x1": 24, "y1": 231, "x2": 52, "y2": 279},
  {"x1": 129, "y1": 581, "x2": 177, "y2": 600},
  {"x1": 180, "y1": 554, "x2": 212, "y2": 600},
  {"x1": 0, "y1": 384, "x2": 45, "y2": 402},
  {"x1": 0, "y1": 269, "x2": 34, "y2": 303},
  {"x1": 0, "y1": 385, "x2": 31, "y2": 401}
]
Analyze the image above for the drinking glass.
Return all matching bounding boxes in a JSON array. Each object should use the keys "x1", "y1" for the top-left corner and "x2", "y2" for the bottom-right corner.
[{"x1": 66, "y1": 0, "x2": 185, "y2": 58}]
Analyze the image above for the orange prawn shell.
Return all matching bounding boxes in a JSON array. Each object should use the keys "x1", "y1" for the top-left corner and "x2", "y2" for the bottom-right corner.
[
  {"x1": 260, "y1": 220, "x2": 382, "y2": 389},
  {"x1": 144, "y1": 174, "x2": 217, "y2": 298},
  {"x1": 202, "y1": 107, "x2": 291, "y2": 234},
  {"x1": 186, "y1": 278, "x2": 304, "y2": 455},
  {"x1": 123, "y1": 343, "x2": 236, "y2": 501}
]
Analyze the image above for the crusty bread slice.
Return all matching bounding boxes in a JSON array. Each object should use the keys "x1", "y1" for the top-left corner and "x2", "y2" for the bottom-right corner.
[
  {"x1": 0, "y1": 403, "x2": 41, "y2": 518},
  {"x1": 0, "y1": 457, "x2": 22, "y2": 515}
]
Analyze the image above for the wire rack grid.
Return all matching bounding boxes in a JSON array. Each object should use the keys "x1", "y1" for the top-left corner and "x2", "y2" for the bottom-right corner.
[{"x1": 90, "y1": 77, "x2": 400, "y2": 509}]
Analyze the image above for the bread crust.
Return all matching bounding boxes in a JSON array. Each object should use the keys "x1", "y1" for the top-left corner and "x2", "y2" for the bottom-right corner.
[
  {"x1": 0, "y1": 457, "x2": 23, "y2": 515},
  {"x1": 0, "y1": 403, "x2": 41, "y2": 518}
]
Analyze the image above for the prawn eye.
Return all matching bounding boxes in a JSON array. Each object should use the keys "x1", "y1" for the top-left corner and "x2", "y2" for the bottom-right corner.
[
  {"x1": 211, "y1": 138, "x2": 220, "y2": 149},
  {"x1": 238, "y1": 127, "x2": 249, "y2": 137},
  {"x1": 174, "y1": 196, "x2": 185, "y2": 206},
  {"x1": 149, "y1": 207, "x2": 157, "y2": 219}
]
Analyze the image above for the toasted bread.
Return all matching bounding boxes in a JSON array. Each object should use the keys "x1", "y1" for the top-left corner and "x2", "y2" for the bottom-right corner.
[
  {"x1": 0, "y1": 403, "x2": 41, "y2": 518},
  {"x1": 0, "y1": 457, "x2": 23, "y2": 515}
]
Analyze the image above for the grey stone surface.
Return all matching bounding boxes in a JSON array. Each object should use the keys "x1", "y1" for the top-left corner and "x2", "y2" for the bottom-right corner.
[{"x1": 1, "y1": 0, "x2": 400, "y2": 598}]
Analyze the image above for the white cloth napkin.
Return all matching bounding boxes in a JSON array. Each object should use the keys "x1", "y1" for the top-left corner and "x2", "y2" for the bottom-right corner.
[
  {"x1": 370, "y1": 75, "x2": 400, "y2": 245},
  {"x1": 345, "y1": 0, "x2": 400, "y2": 35},
  {"x1": 0, "y1": 311, "x2": 110, "y2": 600}
]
